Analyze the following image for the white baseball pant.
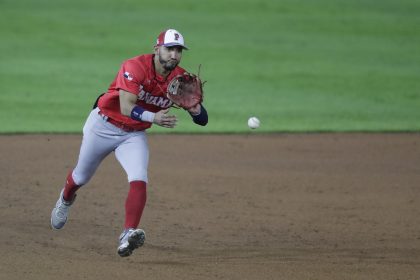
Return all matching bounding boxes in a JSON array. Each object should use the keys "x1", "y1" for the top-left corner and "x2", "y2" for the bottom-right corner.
[{"x1": 71, "y1": 107, "x2": 149, "y2": 186}]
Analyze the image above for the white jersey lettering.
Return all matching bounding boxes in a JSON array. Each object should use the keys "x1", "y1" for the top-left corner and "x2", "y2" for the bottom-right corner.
[{"x1": 137, "y1": 90, "x2": 172, "y2": 109}]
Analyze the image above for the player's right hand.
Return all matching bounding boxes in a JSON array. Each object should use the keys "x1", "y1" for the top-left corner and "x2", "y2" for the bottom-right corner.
[{"x1": 153, "y1": 109, "x2": 177, "y2": 128}]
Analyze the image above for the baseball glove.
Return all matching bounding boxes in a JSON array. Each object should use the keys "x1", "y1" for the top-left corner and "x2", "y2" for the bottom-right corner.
[{"x1": 166, "y1": 69, "x2": 204, "y2": 110}]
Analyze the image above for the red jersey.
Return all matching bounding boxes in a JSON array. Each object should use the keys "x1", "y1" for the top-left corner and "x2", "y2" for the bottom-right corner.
[{"x1": 98, "y1": 54, "x2": 186, "y2": 131}]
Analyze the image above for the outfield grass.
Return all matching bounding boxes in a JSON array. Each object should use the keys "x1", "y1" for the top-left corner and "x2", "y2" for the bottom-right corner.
[{"x1": 0, "y1": 0, "x2": 419, "y2": 133}]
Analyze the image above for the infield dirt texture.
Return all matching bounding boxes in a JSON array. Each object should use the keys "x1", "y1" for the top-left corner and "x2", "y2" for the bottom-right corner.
[{"x1": 1, "y1": 133, "x2": 420, "y2": 279}]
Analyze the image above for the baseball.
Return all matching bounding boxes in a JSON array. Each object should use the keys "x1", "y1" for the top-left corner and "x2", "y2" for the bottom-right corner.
[{"x1": 248, "y1": 117, "x2": 260, "y2": 129}]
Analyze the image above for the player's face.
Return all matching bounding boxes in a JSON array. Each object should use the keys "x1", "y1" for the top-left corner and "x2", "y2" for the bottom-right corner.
[{"x1": 157, "y1": 46, "x2": 183, "y2": 71}]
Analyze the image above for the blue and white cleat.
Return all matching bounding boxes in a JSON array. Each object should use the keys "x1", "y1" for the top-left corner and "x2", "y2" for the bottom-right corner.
[{"x1": 117, "y1": 228, "x2": 146, "y2": 257}]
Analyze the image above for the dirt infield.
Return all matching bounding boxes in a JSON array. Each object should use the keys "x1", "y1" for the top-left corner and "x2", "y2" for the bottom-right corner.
[{"x1": 1, "y1": 133, "x2": 419, "y2": 280}]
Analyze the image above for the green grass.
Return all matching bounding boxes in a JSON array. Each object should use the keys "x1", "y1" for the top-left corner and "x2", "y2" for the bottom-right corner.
[{"x1": 0, "y1": 0, "x2": 419, "y2": 133}]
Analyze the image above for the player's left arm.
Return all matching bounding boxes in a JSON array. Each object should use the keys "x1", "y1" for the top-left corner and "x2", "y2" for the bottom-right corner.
[{"x1": 187, "y1": 104, "x2": 208, "y2": 126}]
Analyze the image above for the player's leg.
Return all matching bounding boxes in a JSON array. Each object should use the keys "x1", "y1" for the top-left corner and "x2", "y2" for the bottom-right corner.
[
  {"x1": 115, "y1": 131, "x2": 149, "y2": 228},
  {"x1": 114, "y1": 131, "x2": 149, "y2": 256},
  {"x1": 71, "y1": 108, "x2": 121, "y2": 187},
  {"x1": 51, "y1": 108, "x2": 121, "y2": 230}
]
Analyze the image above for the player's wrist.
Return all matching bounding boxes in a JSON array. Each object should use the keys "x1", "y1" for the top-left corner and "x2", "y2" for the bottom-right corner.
[
  {"x1": 190, "y1": 104, "x2": 208, "y2": 126},
  {"x1": 130, "y1": 106, "x2": 155, "y2": 123},
  {"x1": 141, "y1": 111, "x2": 155, "y2": 123},
  {"x1": 188, "y1": 105, "x2": 201, "y2": 116}
]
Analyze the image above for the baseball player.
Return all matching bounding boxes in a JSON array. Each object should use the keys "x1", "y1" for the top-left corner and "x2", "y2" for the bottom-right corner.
[{"x1": 50, "y1": 29, "x2": 208, "y2": 257}]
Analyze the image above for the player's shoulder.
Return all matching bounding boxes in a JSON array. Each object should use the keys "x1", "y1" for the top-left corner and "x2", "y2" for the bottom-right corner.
[
  {"x1": 123, "y1": 54, "x2": 152, "y2": 66},
  {"x1": 120, "y1": 54, "x2": 152, "y2": 76}
]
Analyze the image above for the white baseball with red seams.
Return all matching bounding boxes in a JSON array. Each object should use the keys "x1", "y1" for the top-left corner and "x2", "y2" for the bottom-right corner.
[{"x1": 248, "y1": 117, "x2": 260, "y2": 129}]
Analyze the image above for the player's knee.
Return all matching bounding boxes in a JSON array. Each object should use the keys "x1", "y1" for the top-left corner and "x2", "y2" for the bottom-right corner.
[
  {"x1": 72, "y1": 171, "x2": 92, "y2": 186},
  {"x1": 126, "y1": 168, "x2": 147, "y2": 183}
]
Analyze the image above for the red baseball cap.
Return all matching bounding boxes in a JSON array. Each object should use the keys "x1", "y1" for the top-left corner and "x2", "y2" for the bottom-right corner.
[{"x1": 156, "y1": 29, "x2": 188, "y2": 50}]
